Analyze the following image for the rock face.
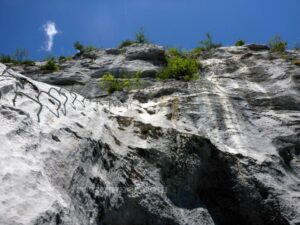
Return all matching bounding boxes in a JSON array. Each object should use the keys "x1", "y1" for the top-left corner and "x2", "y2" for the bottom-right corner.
[
  {"x1": 14, "y1": 44, "x2": 165, "y2": 98},
  {"x1": 0, "y1": 45, "x2": 300, "y2": 225}
]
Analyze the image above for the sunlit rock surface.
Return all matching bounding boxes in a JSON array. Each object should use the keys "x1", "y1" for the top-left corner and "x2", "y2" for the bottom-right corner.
[{"x1": 0, "y1": 45, "x2": 300, "y2": 225}]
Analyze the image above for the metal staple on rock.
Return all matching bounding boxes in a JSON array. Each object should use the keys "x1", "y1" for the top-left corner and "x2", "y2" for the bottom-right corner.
[
  {"x1": 70, "y1": 92, "x2": 78, "y2": 109},
  {"x1": 0, "y1": 67, "x2": 71, "y2": 122},
  {"x1": 1, "y1": 68, "x2": 9, "y2": 76},
  {"x1": 0, "y1": 68, "x2": 123, "y2": 122},
  {"x1": 0, "y1": 68, "x2": 17, "y2": 80},
  {"x1": 15, "y1": 82, "x2": 25, "y2": 91},
  {"x1": 77, "y1": 95, "x2": 85, "y2": 108},
  {"x1": 81, "y1": 97, "x2": 86, "y2": 107},
  {"x1": 49, "y1": 87, "x2": 68, "y2": 116},
  {"x1": 13, "y1": 91, "x2": 43, "y2": 122},
  {"x1": 37, "y1": 90, "x2": 61, "y2": 118},
  {"x1": 74, "y1": 84, "x2": 87, "y2": 108},
  {"x1": 70, "y1": 93, "x2": 85, "y2": 109}
]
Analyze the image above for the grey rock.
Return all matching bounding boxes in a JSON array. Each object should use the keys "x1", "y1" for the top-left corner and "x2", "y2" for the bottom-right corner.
[
  {"x1": 246, "y1": 44, "x2": 270, "y2": 51},
  {"x1": 16, "y1": 45, "x2": 164, "y2": 94},
  {"x1": 0, "y1": 45, "x2": 300, "y2": 225},
  {"x1": 105, "y1": 48, "x2": 122, "y2": 55},
  {"x1": 124, "y1": 43, "x2": 166, "y2": 63},
  {"x1": 29, "y1": 71, "x2": 90, "y2": 85},
  {"x1": 90, "y1": 59, "x2": 161, "y2": 78},
  {"x1": 74, "y1": 49, "x2": 104, "y2": 60}
]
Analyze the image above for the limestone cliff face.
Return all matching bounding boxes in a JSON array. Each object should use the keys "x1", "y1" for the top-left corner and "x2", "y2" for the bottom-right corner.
[{"x1": 0, "y1": 44, "x2": 300, "y2": 225}]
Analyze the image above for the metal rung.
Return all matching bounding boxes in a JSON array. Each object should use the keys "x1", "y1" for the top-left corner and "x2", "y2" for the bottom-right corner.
[{"x1": 13, "y1": 91, "x2": 43, "y2": 122}]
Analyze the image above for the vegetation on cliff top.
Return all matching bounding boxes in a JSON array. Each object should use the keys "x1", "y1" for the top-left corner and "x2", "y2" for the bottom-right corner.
[
  {"x1": 40, "y1": 58, "x2": 59, "y2": 72},
  {"x1": 268, "y1": 35, "x2": 287, "y2": 53},
  {"x1": 235, "y1": 40, "x2": 245, "y2": 46},
  {"x1": 0, "y1": 48, "x2": 35, "y2": 66},
  {"x1": 2, "y1": 32, "x2": 300, "y2": 95},
  {"x1": 73, "y1": 41, "x2": 98, "y2": 55},
  {"x1": 118, "y1": 28, "x2": 150, "y2": 48}
]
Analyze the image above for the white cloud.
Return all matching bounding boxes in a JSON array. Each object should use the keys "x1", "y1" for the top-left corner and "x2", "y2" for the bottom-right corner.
[{"x1": 43, "y1": 21, "x2": 59, "y2": 52}]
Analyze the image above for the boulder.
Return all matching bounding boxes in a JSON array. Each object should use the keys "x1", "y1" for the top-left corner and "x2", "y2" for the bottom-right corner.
[{"x1": 124, "y1": 44, "x2": 166, "y2": 63}]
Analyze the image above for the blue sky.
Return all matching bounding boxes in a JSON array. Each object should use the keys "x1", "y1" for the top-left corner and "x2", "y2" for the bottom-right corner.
[{"x1": 0, "y1": 0, "x2": 299, "y2": 60}]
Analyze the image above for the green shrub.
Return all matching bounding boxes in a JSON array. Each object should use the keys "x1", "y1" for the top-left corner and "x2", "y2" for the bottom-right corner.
[
  {"x1": 187, "y1": 47, "x2": 203, "y2": 59},
  {"x1": 22, "y1": 60, "x2": 35, "y2": 66},
  {"x1": 0, "y1": 54, "x2": 14, "y2": 64},
  {"x1": 74, "y1": 41, "x2": 97, "y2": 54},
  {"x1": 122, "y1": 71, "x2": 142, "y2": 90},
  {"x1": 134, "y1": 71, "x2": 142, "y2": 89},
  {"x1": 292, "y1": 60, "x2": 300, "y2": 67},
  {"x1": 118, "y1": 28, "x2": 150, "y2": 48},
  {"x1": 122, "y1": 77, "x2": 132, "y2": 91},
  {"x1": 40, "y1": 59, "x2": 59, "y2": 72},
  {"x1": 100, "y1": 72, "x2": 143, "y2": 94},
  {"x1": 235, "y1": 40, "x2": 245, "y2": 46},
  {"x1": 268, "y1": 35, "x2": 287, "y2": 53},
  {"x1": 59, "y1": 56, "x2": 73, "y2": 62},
  {"x1": 100, "y1": 73, "x2": 122, "y2": 94},
  {"x1": 83, "y1": 46, "x2": 97, "y2": 53},
  {"x1": 74, "y1": 41, "x2": 84, "y2": 52},
  {"x1": 1, "y1": 49, "x2": 29, "y2": 64},
  {"x1": 135, "y1": 28, "x2": 149, "y2": 44},
  {"x1": 167, "y1": 48, "x2": 185, "y2": 58},
  {"x1": 158, "y1": 56, "x2": 200, "y2": 81},
  {"x1": 59, "y1": 56, "x2": 65, "y2": 61},
  {"x1": 119, "y1": 40, "x2": 135, "y2": 48},
  {"x1": 167, "y1": 47, "x2": 202, "y2": 59},
  {"x1": 200, "y1": 33, "x2": 222, "y2": 51}
]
